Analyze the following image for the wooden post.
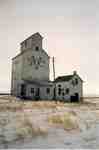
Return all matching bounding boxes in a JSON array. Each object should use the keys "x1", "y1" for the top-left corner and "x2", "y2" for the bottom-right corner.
[
  {"x1": 52, "y1": 57, "x2": 56, "y2": 101},
  {"x1": 52, "y1": 57, "x2": 55, "y2": 81}
]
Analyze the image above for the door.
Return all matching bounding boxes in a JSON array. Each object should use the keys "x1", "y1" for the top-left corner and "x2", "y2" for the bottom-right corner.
[
  {"x1": 35, "y1": 88, "x2": 40, "y2": 100},
  {"x1": 53, "y1": 87, "x2": 56, "y2": 100},
  {"x1": 71, "y1": 93, "x2": 79, "y2": 102},
  {"x1": 75, "y1": 93, "x2": 79, "y2": 102},
  {"x1": 20, "y1": 84, "x2": 26, "y2": 97}
]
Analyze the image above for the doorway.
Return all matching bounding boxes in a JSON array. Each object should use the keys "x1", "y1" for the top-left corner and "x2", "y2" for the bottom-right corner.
[
  {"x1": 71, "y1": 93, "x2": 79, "y2": 102},
  {"x1": 35, "y1": 88, "x2": 40, "y2": 100},
  {"x1": 75, "y1": 93, "x2": 79, "y2": 102},
  {"x1": 20, "y1": 84, "x2": 26, "y2": 98}
]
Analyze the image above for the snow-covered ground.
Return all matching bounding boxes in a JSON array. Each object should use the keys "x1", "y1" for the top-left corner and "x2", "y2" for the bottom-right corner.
[{"x1": 0, "y1": 96, "x2": 99, "y2": 149}]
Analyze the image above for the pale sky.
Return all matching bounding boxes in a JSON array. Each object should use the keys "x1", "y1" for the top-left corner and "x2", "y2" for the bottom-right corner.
[{"x1": 0, "y1": 0, "x2": 98, "y2": 95}]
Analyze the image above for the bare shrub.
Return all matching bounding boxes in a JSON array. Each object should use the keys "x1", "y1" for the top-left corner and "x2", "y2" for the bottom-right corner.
[
  {"x1": 16, "y1": 118, "x2": 48, "y2": 140},
  {"x1": 48, "y1": 112, "x2": 78, "y2": 131},
  {"x1": 48, "y1": 114, "x2": 63, "y2": 124},
  {"x1": 63, "y1": 112, "x2": 78, "y2": 130}
]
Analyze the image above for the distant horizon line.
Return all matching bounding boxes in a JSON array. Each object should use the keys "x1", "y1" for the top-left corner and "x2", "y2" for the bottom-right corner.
[{"x1": 0, "y1": 92, "x2": 99, "y2": 97}]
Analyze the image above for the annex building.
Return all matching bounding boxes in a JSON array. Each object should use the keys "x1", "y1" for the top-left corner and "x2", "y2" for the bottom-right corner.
[{"x1": 11, "y1": 32, "x2": 83, "y2": 102}]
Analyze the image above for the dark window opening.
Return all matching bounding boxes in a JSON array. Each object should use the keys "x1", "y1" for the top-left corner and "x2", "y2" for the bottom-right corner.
[
  {"x1": 31, "y1": 88, "x2": 34, "y2": 94},
  {"x1": 72, "y1": 80, "x2": 75, "y2": 86},
  {"x1": 58, "y1": 84, "x2": 61, "y2": 87},
  {"x1": 35, "y1": 46, "x2": 39, "y2": 51},
  {"x1": 72, "y1": 79, "x2": 78, "y2": 86},
  {"x1": 21, "y1": 84, "x2": 26, "y2": 97},
  {"x1": 53, "y1": 88, "x2": 56, "y2": 99},
  {"x1": 75, "y1": 78, "x2": 78, "y2": 85},
  {"x1": 46, "y1": 88, "x2": 50, "y2": 94},
  {"x1": 71, "y1": 93, "x2": 79, "y2": 102},
  {"x1": 58, "y1": 88, "x2": 62, "y2": 95},
  {"x1": 35, "y1": 88, "x2": 40, "y2": 100},
  {"x1": 62, "y1": 92, "x2": 64, "y2": 96},
  {"x1": 66, "y1": 88, "x2": 69, "y2": 94}
]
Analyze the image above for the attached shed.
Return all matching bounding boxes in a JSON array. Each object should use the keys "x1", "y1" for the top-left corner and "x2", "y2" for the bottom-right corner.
[{"x1": 19, "y1": 80, "x2": 54, "y2": 100}]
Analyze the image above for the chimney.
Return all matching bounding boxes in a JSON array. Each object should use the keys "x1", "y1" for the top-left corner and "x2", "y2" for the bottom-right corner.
[{"x1": 73, "y1": 70, "x2": 77, "y2": 75}]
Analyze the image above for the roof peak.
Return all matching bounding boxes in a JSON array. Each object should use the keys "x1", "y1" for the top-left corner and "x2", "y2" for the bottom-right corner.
[
  {"x1": 21, "y1": 32, "x2": 43, "y2": 44},
  {"x1": 54, "y1": 72, "x2": 83, "y2": 83},
  {"x1": 32, "y1": 32, "x2": 43, "y2": 37},
  {"x1": 54, "y1": 75, "x2": 73, "y2": 82}
]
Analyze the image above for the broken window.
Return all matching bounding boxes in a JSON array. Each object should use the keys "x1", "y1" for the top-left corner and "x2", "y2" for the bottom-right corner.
[
  {"x1": 58, "y1": 88, "x2": 62, "y2": 95},
  {"x1": 35, "y1": 46, "x2": 39, "y2": 51},
  {"x1": 58, "y1": 84, "x2": 61, "y2": 87},
  {"x1": 72, "y1": 80, "x2": 75, "y2": 86},
  {"x1": 62, "y1": 92, "x2": 64, "y2": 96},
  {"x1": 75, "y1": 78, "x2": 78, "y2": 85},
  {"x1": 31, "y1": 88, "x2": 34, "y2": 94},
  {"x1": 46, "y1": 88, "x2": 50, "y2": 94},
  {"x1": 66, "y1": 88, "x2": 69, "y2": 94}
]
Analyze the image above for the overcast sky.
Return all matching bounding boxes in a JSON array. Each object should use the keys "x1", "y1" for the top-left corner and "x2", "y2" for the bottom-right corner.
[{"x1": 0, "y1": 0, "x2": 98, "y2": 95}]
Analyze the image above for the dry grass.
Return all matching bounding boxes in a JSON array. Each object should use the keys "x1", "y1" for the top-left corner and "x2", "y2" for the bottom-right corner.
[
  {"x1": 0, "y1": 96, "x2": 24, "y2": 112},
  {"x1": 0, "y1": 103, "x2": 23, "y2": 112},
  {"x1": 48, "y1": 111, "x2": 78, "y2": 130},
  {"x1": 19, "y1": 100, "x2": 65, "y2": 111},
  {"x1": 0, "y1": 96, "x2": 89, "y2": 111},
  {"x1": 24, "y1": 101, "x2": 64, "y2": 109},
  {"x1": 0, "y1": 96, "x2": 65, "y2": 111},
  {"x1": 16, "y1": 118, "x2": 48, "y2": 140}
]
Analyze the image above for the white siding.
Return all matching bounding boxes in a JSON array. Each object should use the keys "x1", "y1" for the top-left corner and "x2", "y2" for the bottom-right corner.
[
  {"x1": 22, "y1": 49, "x2": 49, "y2": 81},
  {"x1": 11, "y1": 33, "x2": 50, "y2": 97},
  {"x1": 11, "y1": 55, "x2": 23, "y2": 96},
  {"x1": 55, "y1": 75, "x2": 83, "y2": 101},
  {"x1": 25, "y1": 84, "x2": 54, "y2": 100},
  {"x1": 11, "y1": 33, "x2": 83, "y2": 101}
]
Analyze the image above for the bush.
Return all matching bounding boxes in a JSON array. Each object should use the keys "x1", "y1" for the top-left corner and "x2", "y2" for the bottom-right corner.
[
  {"x1": 16, "y1": 118, "x2": 48, "y2": 140},
  {"x1": 48, "y1": 112, "x2": 78, "y2": 131}
]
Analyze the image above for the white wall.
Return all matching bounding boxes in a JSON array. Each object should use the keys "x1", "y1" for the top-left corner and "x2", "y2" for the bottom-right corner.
[
  {"x1": 11, "y1": 54, "x2": 23, "y2": 96},
  {"x1": 22, "y1": 49, "x2": 49, "y2": 81},
  {"x1": 40, "y1": 86, "x2": 54, "y2": 100},
  {"x1": 26, "y1": 84, "x2": 54, "y2": 100},
  {"x1": 55, "y1": 75, "x2": 83, "y2": 101},
  {"x1": 11, "y1": 33, "x2": 50, "y2": 96},
  {"x1": 26, "y1": 84, "x2": 38, "y2": 99},
  {"x1": 20, "y1": 34, "x2": 42, "y2": 52}
]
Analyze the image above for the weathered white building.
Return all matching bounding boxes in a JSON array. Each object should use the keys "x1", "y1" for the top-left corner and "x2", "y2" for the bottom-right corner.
[
  {"x1": 54, "y1": 71, "x2": 83, "y2": 102},
  {"x1": 11, "y1": 32, "x2": 83, "y2": 102},
  {"x1": 11, "y1": 32, "x2": 54, "y2": 100}
]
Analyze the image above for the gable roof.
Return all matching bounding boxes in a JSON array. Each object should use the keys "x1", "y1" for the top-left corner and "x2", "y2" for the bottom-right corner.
[
  {"x1": 23, "y1": 79, "x2": 53, "y2": 86},
  {"x1": 54, "y1": 73, "x2": 83, "y2": 83},
  {"x1": 20, "y1": 32, "x2": 43, "y2": 45},
  {"x1": 54, "y1": 75, "x2": 73, "y2": 82}
]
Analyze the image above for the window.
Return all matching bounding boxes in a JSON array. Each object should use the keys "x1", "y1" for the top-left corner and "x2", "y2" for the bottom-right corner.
[
  {"x1": 58, "y1": 88, "x2": 62, "y2": 95},
  {"x1": 62, "y1": 92, "x2": 64, "y2": 96},
  {"x1": 72, "y1": 79, "x2": 78, "y2": 86},
  {"x1": 66, "y1": 88, "x2": 69, "y2": 94},
  {"x1": 75, "y1": 78, "x2": 78, "y2": 85},
  {"x1": 35, "y1": 46, "x2": 39, "y2": 51},
  {"x1": 72, "y1": 80, "x2": 75, "y2": 86},
  {"x1": 58, "y1": 84, "x2": 61, "y2": 87},
  {"x1": 46, "y1": 88, "x2": 50, "y2": 94},
  {"x1": 31, "y1": 88, "x2": 34, "y2": 94}
]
